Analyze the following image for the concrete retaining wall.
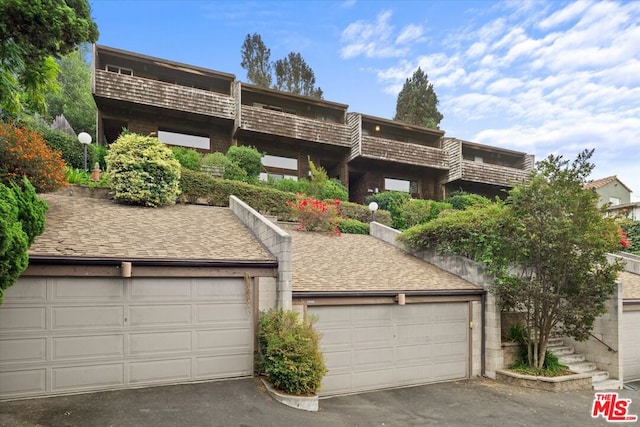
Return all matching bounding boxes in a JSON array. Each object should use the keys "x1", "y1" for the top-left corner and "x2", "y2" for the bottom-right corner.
[{"x1": 230, "y1": 196, "x2": 292, "y2": 310}]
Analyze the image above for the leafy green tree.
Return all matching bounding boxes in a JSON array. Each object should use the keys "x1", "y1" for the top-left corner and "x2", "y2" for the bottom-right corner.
[
  {"x1": 394, "y1": 67, "x2": 443, "y2": 129},
  {"x1": 240, "y1": 33, "x2": 272, "y2": 88},
  {"x1": 399, "y1": 149, "x2": 624, "y2": 369},
  {"x1": 226, "y1": 145, "x2": 263, "y2": 183},
  {"x1": 274, "y1": 52, "x2": 323, "y2": 99},
  {"x1": 44, "y1": 44, "x2": 96, "y2": 136},
  {"x1": 0, "y1": 0, "x2": 99, "y2": 115}
]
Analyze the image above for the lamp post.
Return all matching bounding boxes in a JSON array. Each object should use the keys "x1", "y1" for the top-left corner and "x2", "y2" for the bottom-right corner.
[
  {"x1": 78, "y1": 132, "x2": 92, "y2": 171},
  {"x1": 368, "y1": 201, "x2": 379, "y2": 222}
]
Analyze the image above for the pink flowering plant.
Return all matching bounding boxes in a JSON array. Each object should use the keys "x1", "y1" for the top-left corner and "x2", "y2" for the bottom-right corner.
[{"x1": 287, "y1": 194, "x2": 341, "y2": 235}]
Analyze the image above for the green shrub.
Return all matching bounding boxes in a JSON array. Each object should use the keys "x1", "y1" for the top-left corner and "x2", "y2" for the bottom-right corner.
[
  {"x1": 275, "y1": 177, "x2": 309, "y2": 194},
  {"x1": 10, "y1": 178, "x2": 48, "y2": 245},
  {"x1": 402, "y1": 199, "x2": 452, "y2": 228},
  {"x1": 306, "y1": 158, "x2": 327, "y2": 198},
  {"x1": 319, "y1": 178, "x2": 348, "y2": 201},
  {"x1": 336, "y1": 200, "x2": 392, "y2": 226},
  {"x1": 203, "y1": 152, "x2": 249, "y2": 181},
  {"x1": 257, "y1": 309, "x2": 326, "y2": 395},
  {"x1": 366, "y1": 191, "x2": 411, "y2": 229},
  {"x1": 226, "y1": 145, "x2": 263, "y2": 182},
  {"x1": 37, "y1": 126, "x2": 99, "y2": 170},
  {"x1": 106, "y1": 133, "x2": 181, "y2": 207},
  {"x1": 337, "y1": 218, "x2": 370, "y2": 234},
  {"x1": 0, "y1": 123, "x2": 67, "y2": 192},
  {"x1": 171, "y1": 146, "x2": 202, "y2": 171},
  {"x1": 445, "y1": 190, "x2": 492, "y2": 210},
  {"x1": 621, "y1": 220, "x2": 640, "y2": 255},
  {"x1": 0, "y1": 178, "x2": 47, "y2": 305}
]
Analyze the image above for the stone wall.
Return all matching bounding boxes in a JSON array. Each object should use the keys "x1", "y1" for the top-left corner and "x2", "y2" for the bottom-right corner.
[{"x1": 229, "y1": 196, "x2": 292, "y2": 310}]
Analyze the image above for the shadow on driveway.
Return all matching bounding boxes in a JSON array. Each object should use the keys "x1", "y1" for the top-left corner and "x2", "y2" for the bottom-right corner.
[{"x1": 1, "y1": 377, "x2": 639, "y2": 426}]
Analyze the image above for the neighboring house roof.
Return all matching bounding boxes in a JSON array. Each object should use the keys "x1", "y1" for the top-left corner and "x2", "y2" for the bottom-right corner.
[
  {"x1": 31, "y1": 193, "x2": 275, "y2": 262},
  {"x1": 620, "y1": 271, "x2": 640, "y2": 300},
  {"x1": 585, "y1": 175, "x2": 632, "y2": 193},
  {"x1": 285, "y1": 224, "x2": 481, "y2": 293}
]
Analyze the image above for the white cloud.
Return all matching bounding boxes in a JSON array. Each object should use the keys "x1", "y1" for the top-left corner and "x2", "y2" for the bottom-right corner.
[
  {"x1": 537, "y1": 0, "x2": 593, "y2": 30},
  {"x1": 340, "y1": 10, "x2": 426, "y2": 59}
]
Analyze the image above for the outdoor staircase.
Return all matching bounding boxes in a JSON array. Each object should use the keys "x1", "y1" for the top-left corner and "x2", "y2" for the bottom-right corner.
[{"x1": 547, "y1": 337, "x2": 622, "y2": 390}]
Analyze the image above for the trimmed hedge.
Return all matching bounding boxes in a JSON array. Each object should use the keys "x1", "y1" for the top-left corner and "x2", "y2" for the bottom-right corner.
[
  {"x1": 180, "y1": 168, "x2": 393, "y2": 226},
  {"x1": 337, "y1": 218, "x2": 370, "y2": 234}
]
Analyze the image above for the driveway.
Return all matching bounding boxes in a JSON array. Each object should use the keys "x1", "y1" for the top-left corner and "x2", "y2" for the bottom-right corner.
[{"x1": 1, "y1": 378, "x2": 638, "y2": 426}]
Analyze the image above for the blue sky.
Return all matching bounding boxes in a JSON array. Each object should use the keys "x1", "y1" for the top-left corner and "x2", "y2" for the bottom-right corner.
[{"x1": 91, "y1": 0, "x2": 640, "y2": 200}]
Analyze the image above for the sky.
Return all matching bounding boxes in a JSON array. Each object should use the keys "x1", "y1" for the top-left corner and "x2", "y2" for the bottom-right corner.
[{"x1": 91, "y1": 0, "x2": 640, "y2": 200}]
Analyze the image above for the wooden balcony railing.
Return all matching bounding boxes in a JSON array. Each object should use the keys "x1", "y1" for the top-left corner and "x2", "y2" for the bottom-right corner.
[{"x1": 359, "y1": 136, "x2": 447, "y2": 169}]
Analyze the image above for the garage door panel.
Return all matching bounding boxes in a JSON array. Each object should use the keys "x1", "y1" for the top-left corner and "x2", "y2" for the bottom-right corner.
[
  {"x1": 51, "y1": 278, "x2": 123, "y2": 300},
  {"x1": 352, "y1": 325, "x2": 394, "y2": 345},
  {"x1": 623, "y1": 310, "x2": 640, "y2": 380},
  {"x1": 53, "y1": 335, "x2": 124, "y2": 360},
  {"x1": 0, "y1": 338, "x2": 46, "y2": 364},
  {"x1": 195, "y1": 279, "x2": 247, "y2": 298},
  {"x1": 0, "y1": 307, "x2": 46, "y2": 332},
  {"x1": 53, "y1": 363, "x2": 124, "y2": 391},
  {"x1": 195, "y1": 353, "x2": 252, "y2": 378},
  {"x1": 195, "y1": 328, "x2": 252, "y2": 352},
  {"x1": 129, "y1": 358, "x2": 191, "y2": 384},
  {"x1": 195, "y1": 303, "x2": 249, "y2": 323},
  {"x1": 52, "y1": 306, "x2": 123, "y2": 329},
  {"x1": 2, "y1": 278, "x2": 46, "y2": 301},
  {"x1": 128, "y1": 304, "x2": 191, "y2": 327},
  {"x1": 353, "y1": 347, "x2": 394, "y2": 367},
  {"x1": 311, "y1": 302, "x2": 469, "y2": 396},
  {"x1": 130, "y1": 278, "x2": 192, "y2": 300},
  {"x1": 129, "y1": 331, "x2": 191, "y2": 356},
  {"x1": 0, "y1": 369, "x2": 46, "y2": 396}
]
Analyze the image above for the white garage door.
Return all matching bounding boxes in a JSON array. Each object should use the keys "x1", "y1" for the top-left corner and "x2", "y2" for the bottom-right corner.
[
  {"x1": 309, "y1": 302, "x2": 469, "y2": 396},
  {"x1": 623, "y1": 309, "x2": 640, "y2": 381},
  {"x1": 0, "y1": 276, "x2": 253, "y2": 400}
]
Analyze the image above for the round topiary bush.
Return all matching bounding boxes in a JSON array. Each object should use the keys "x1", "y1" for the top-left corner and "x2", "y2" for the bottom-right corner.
[
  {"x1": 226, "y1": 145, "x2": 263, "y2": 182},
  {"x1": 106, "y1": 133, "x2": 181, "y2": 207}
]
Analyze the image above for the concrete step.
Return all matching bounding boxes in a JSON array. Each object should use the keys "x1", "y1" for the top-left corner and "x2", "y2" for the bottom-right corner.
[
  {"x1": 565, "y1": 361, "x2": 597, "y2": 373},
  {"x1": 548, "y1": 345, "x2": 574, "y2": 356},
  {"x1": 591, "y1": 370, "x2": 610, "y2": 382},
  {"x1": 547, "y1": 337, "x2": 565, "y2": 347},
  {"x1": 559, "y1": 353, "x2": 586, "y2": 364},
  {"x1": 593, "y1": 379, "x2": 623, "y2": 391}
]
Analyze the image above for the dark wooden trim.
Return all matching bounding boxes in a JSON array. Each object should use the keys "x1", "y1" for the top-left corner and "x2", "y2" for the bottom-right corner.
[
  {"x1": 623, "y1": 301, "x2": 640, "y2": 312},
  {"x1": 22, "y1": 264, "x2": 277, "y2": 278}
]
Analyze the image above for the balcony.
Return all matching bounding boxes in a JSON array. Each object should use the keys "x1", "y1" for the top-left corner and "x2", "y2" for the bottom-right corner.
[
  {"x1": 357, "y1": 136, "x2": 448, "y2": 169},
  {"x1": 461, "y1": 160, "x2": 531, "y2": 187},
  {"x1": 94, "y1": 69, "x2": 235, "y2": 120},
  {"x1": 239, "y1": 105, "x2": 350, "y2": 147}
]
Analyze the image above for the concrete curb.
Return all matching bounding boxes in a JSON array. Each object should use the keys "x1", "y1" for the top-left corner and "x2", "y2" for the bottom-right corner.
[
  {"x1": 260, "y1": 378, "x2": 319, "y2": 412},
  {"x1": 496, "y1": 369, "x2": 593, "y2": 391}
]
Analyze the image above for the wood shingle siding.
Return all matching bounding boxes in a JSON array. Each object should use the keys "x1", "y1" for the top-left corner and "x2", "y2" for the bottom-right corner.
[
  {"x1": 95, "y1": 70, "x2": 235, "y2": 119},
  {"x1": 461, "y1": 160, "x2": 531, "y2": 186},
  {"x1": 360, "y1": 136, "x2": 448, "y2": 169},
  {"x1": 239, "y1": 105, "x2": 350, "y2": 146}
]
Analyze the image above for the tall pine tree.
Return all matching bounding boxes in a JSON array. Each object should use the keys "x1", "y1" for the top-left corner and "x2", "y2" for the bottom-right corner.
[{"x1": 394, "y1": 67, "x2": 443, "y2": 129}]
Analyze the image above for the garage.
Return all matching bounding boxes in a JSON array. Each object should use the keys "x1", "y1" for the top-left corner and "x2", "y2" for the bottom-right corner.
[
  {"x1": 0, "y1": 276, "x2": 255, "y2": 400},
  {"x1": 308, "y1": 302, "x2": 470, "y2": 396},
  {"x1": 623, "y1": 306, "x2": 640, "y2": 381}
]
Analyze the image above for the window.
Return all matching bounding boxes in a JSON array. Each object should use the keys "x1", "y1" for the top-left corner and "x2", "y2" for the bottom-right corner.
[
  {"x1": 260, "y1": 173, "x2": 298, "y2": 182},
  {"x1": 157, "y1": 130, "x2": 209, "y2": 150},
  {"x1": 384, "y1": 178, "x2": 417, "y2": 193},
  {"x1": 262, "y1": 155, "x2": 298, "y2": 170},
  {"x1": 609, "y1": 197, "x2": 621, "y2": 206},
  {"x1": 106, "y1": 64, "x2": 133, "y2": 76}
]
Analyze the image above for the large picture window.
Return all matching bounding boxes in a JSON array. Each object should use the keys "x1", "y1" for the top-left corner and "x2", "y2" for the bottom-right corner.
[{"x1": 157, "y1": 130, "x2": 209, "y2": 150}]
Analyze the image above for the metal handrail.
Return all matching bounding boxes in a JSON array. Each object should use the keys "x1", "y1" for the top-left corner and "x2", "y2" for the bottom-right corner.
[{"x1": 590, "y1": 332, "x2": 617, "y2": 353}]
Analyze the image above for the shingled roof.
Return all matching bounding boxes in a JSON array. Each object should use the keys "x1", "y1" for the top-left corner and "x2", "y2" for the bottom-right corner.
[
  {"x1": 285, "y1": 224, "x2": 480, "y2": 293},
  {"x1": 31, "y1": 193, "x2": 275, "y2": 262},
  {"x1": 585, "y1": 175, "x2": 632, "y2": 193},
  {"x1": 620, "y1": 271, "x2": 640, "y2": 300}
]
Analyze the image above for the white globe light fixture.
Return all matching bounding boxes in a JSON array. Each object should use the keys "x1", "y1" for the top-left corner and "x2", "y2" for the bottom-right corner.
[
  {"x1": 368, "y1": 201, "x2": 379, "y2": 222},
  {"x1": 78, "y1": 132, "x2": 92, "y2": 171}
]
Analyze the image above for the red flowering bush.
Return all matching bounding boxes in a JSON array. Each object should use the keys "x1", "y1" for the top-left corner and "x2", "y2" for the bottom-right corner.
[
  {"x1": 619, "y1": 228, "x2": 630, "y2": 249},
  {"x1": 0, "y1": 123, "x2": 67, "y2": 192},
  {"x1": 287, "y1": 195, "x2": 341, "y2": 235}
]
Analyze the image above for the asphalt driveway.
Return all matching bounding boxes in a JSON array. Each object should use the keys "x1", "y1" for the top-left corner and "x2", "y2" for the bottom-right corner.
[{"x1": 1, "y1": 378, "x2": 639, "y2": 427}]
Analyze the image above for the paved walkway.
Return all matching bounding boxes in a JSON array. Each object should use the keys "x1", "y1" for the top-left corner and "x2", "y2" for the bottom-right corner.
[{"x1": 1, "y1": 378, "x2": 639, "y2": 426}]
